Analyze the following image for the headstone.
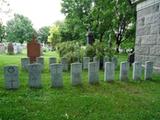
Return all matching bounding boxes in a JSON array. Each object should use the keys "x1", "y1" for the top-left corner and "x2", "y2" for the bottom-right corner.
[
  {"x1": 28, "y1": 63, "x2": 42, "y2": 88},
  {"x1": 88, "y1": 62, "x2": 99, "y2": 84},
  {"x1": 111, "y1": 56, "x2": 118, "y2": 69},
  {"x1": 104, "y1": 62, "x2": 115, "y2": 82},
  {"x1": 4, "y1": 66, "x2": 19, "y2": 89},
  {"x1": 27, "y1": 37, "x2": 41, "y2": 63},
  {"x1": 7, "y1": 43, "x2": 14, "y2": 55},
  {"x1": 36, "y1": 57, "x2": 44, "y2": 71},
  {"x1": 93, "y1": 56, "x2": 100, "y2": 70},
  {"x1": 83, "y1": 57, "x2": 90, "y2": 70},
  {"x1": 61, "y1": 57, "x2": 68, "y2": 71},
  {"x1": 49, "y1": 57, "x2": 57, "y2": 65},
  {"x1": 21, "y1": 58, "x2": 29, "y2": 70},
  {"x1": 119, "y1": 61, "x2": 129, "y2": 81},
  {"x1": 144, "y1": 61, "x2": 153, "y2": 80},
  {"x1": 50, "y1": 64, "x2": 63, "y2": 88},
  {"x1": 15, "y1": 43, "x2": 22, "y2": 54},
  {"x1": 103, "y1": 56, "x2": 110, "y2": 68},
  {"x1": 0, "y1": 43, "x2": 5, "y2": 54},
  {"x1": 71, "y1": 63, "x2": 82, "y2": 86},
  {"x1": 133, "y1": 62, "x2": 142, "y2": 81}
]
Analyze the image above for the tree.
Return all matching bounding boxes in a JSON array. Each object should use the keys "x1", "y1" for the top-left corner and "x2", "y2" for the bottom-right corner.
[
  {"x1": 48, "y1": 24, "x2": 60, "y2": 48},
  {"x1": 6, "y1": 14, "x2": 35, "y2": 43},
  {"x1": 37, "y1": 26, "x2": 50, "y2": 44},
  {"x1": 0, "y1": 23, "x2": 6, "y2": 42}
]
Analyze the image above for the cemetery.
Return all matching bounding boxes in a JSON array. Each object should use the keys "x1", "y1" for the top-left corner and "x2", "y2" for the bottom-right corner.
[{"x1": 0, "y1": 0, "x2": 160, "y2": 120}]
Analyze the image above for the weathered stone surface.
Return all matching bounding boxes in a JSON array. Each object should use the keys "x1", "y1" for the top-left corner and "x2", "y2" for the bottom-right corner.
[
  {"x1": 136, "y1": 25, "x2": 151, "y2": 36},
  {"x1": 104, "y1": 62, "x2": 114, "y2": 82},
  {"x1": 83, "y1": 57, "x2": 90, "y2": 70},
  {"x1": 21, "y1": 58, "x2": 29, "y2": 70},
  {"x1": 49, "y1": 57, "x2": 57, "y2": 65},
  {"x1": 4, "y1": 66, "x2": 19, "y2": 89},
  {"x1": 88, "y1": 62, "x2": 99, "y2": 84},
  {"x1": 133, "y1": 62, "x2": 142, "y2": 80},
  {"x1": 150, "y1": 45, "x2": 160, "y2": 56},
  {"x1": 36, "y1": 57, "x2": 44, "y2": 71},
  {"x1": 144, "y1": 61, "x2": 153, "y2": 80},
  {"x1": 119, "y1": 62, "x2": 129, "y2": 81},
  {"x1": 111, "y1": 57, "x2": 118, "y2": 69},
  {"x1": 50, "y1": 64, "x2": 63, "y2": 87},
  {"x1": 61, "y1": 57, "x2": 68, "y2": 71},
  {"x1": 135, "y1": 45, "x2": 150, "y2": 55},
  {"x1": 28, "y1": 63, "x2": 42, "y2": 88},
  {"x1": 141, "y1": 35, "x2": 157, "y2": 45},
  {"x1": 71, "y1": 63, "x2": 82, "y2": 86},
  {"x1": 93, "y1": 56, "x2": 100, "y2": 70}
]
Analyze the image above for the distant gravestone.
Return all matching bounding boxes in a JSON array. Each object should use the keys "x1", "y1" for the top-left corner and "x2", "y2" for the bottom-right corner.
[
  {"x1": 50, "y1": 64, "x2": 63, "y2": 88},
  {"x1": 49, "y1": 57, "x2": 57, "y2": 65},
  {"x1": 36, "y1": 57, "x2": 44, "y2": 71},
  {"x1": 144, "y1": 61, "x2": 153, "y2": 80},
  {"x1": 0, "y1": 43, "x2": 5, "y2": 54},
  {"x1": 71, "y1": 63, "x2": 82, "y2": 86},
  {"x1": 61, "y1": 57, "x2": 68, "y2": 71},
  {"x1": 88, "y1": 62, "x2": 99, "y2": 84},
  {"x1": 111, "y1": 56, "x2": 118, "y2": 69},
  {"x1": 21, "y1": 58, "x2": 29, "y2": 70},
  {"x1": 28, "y1": 63, "x2": 42, "y2": 88},
  {"x1": 4, "y1": 66, "x2": 19, "y2": 89},
  {"x1": 27, "y1": 37, "x2": 41, "y2": 63},
  {"x1": 83, "y1": 57, "x2": 90, "y2": 70},
  {"x1": 133, "y1": 62, "x2": 142, "y2": 81},
  {"x1": 119, "y1": 62, "x2": 129, "y2": 81},
  {"x1": 104, "y1": 62, "x2": 115, "y2": 82},
  {"x1": 7, "y1": 43, "x2": 14, "y2": 55},
  {"x1": 93, "y1": 56, "x2": 100, "y2": 70}
]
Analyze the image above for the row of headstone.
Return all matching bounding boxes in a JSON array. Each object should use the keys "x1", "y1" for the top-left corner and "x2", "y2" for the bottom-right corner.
[{"x1": 4, "y1": 61, "x2": 153, "y2": 89}]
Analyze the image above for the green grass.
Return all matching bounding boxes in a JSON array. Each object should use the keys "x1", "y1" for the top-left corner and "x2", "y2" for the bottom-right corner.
[{"x1": 0, "y1": 53, "x2": 160, "y2": 120}]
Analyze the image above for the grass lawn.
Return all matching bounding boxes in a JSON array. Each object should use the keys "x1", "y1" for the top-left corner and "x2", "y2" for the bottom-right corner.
[{"x1": 0, "y1": 52, "x2": 160, "y2": 120}]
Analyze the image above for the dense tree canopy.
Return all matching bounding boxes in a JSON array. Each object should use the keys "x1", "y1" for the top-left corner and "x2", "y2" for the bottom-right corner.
[
  {"x1": 6, "y1": 14, "x2": 35, "y2": 43},
  {"x1": 0, "y1": 23, "x2": 5, "y2": 42},
  {"x1": 37, "y1": 26, "x2": 50, "y2": 44},
  {"x1": 61, "y1": 0, "x2": 136, "y2": 52}
]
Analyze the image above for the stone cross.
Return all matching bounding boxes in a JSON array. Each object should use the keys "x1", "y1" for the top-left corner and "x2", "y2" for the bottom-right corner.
[
  {"x1": 71, "y1": 63, "x2": 82, "y2": 86},
  {"x1": 50, "y1": 64, "x2": 63, "y2": 88},
  {"x1": 133, "y1": 62, "x2": 142, "y2": 80},
  {"x1": 88, "y1": 62, "x2": 99, "y2": 84},
  {"x1": 28, "y1": 63, "x2": 42, "y2": 88},
  {"x1": 21, "y1": 58, "x2": 29, "y2": 70},
  {"x1": 144, "y1": 61, "x2": 153, "y2": 80},
  {"x1": 104, "y1": 62, "x2": 115, "y2": 82},
  {"x1": 83, "y1": 57, "x2": 90, "y2": 70},
  {"x1": 119, "y1": 61, "x2": 129, "y2": 81},
  {"x1": 4, "y1": 66, "x2": 19, "y2": 89}
]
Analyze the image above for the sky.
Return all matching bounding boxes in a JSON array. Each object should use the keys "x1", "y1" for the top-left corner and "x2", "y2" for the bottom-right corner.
[{"x1": 2, "y1": 0, "x2": 65, "y2": 29}]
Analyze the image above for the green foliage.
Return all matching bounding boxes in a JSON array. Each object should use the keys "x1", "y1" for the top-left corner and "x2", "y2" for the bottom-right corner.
[
  {"x1": 6, "y1": 14, "x2": 35, "y2": 43},
  {"x1": 48, "y1": 25, "x2": 60, "y2": 48},
  {"x1": 0, "y1": 23, "x2": 6, "y2": 42},
  {"x1": 37, "y1": 26, "x2": 50, "y2": 44},
  {"x1": 56, "y1": 41, "x2": 82, "y2": 63}
]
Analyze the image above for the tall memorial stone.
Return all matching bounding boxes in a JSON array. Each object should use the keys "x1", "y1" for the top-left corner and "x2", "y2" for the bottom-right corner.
[
  {"x1": 104, "y1": 62, "x2": 115, "y2": 82},
  {"x1": 27, "y1": 37, "x2": 41, "y2": 63},
  {"x1": 144, "y1": 61, "x2": 153, "y2": 80},
  {"x1": 132, "y1": 0, "x2": 160, "y2": 71},
  {"x1": 88, "y1": 62, "x2": 99, "y2": 84},
  {"x1": 50, "y1": 64, "x2": 63, "y2": 88},
  {"x1": 4, "y1": 66, "x2": 19, "y2": 89},
  {"x1": 28, "y1": 63, "x2": 42, "y2": 88},
  {"x1": 71, "y1": 63, "x2": 82, "y2": 86},
  {"x1": 83, "y1": 57, "x2": 90, "y2": 70}
]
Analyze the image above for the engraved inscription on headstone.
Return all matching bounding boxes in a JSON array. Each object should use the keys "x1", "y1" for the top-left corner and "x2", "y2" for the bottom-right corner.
[{"x1": 4, "y1": 66, "x2": 19, "y2": 89}]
